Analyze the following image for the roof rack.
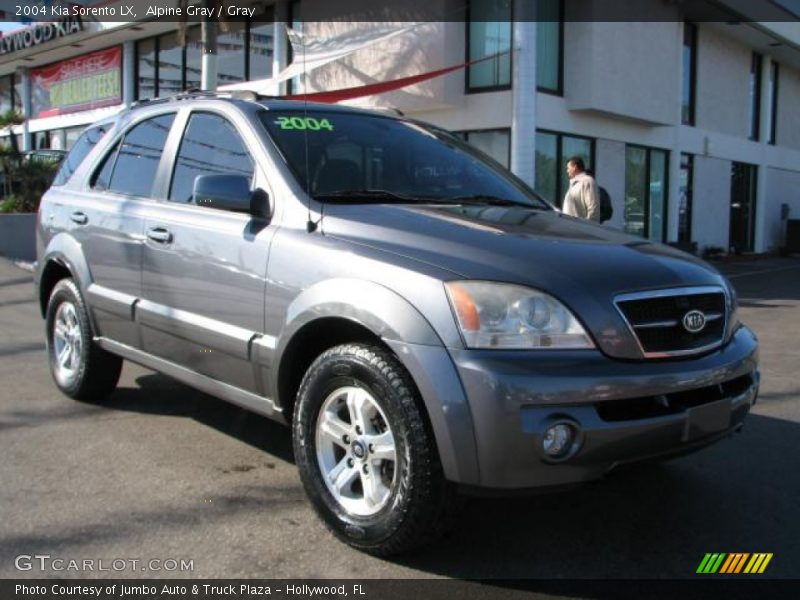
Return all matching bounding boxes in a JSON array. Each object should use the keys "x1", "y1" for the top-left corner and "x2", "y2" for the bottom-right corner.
[{"x1": 130, "y1": 89, "x2": 280, "y2": 110}]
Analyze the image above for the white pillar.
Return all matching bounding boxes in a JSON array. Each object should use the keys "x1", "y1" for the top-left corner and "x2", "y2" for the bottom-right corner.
[
  {"x1": 273, "y1": 0, "x2": 289, "y2": 96},
  {"x1": 20, "y1": 68, "x2": 31, "y2": 152},
  {"x1": 510, "y1": 5, "x2": 537, "y2": 187},
  {"x1": 754, "y1": 55, "x2": 773, "y2": 253},
  {"x1": 201, "y1": 16, "x2": 218, "y2": 91},
  {"x1": 123, "y1": 40, "x2": 136, "y2": 106}
]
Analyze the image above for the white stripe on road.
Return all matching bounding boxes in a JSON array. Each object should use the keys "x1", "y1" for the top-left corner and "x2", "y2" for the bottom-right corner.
[{"x1": 725, "y1": 264, "x2": 800, "y2": 279}]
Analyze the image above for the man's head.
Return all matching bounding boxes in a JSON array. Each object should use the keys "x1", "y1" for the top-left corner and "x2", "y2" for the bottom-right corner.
[{"x1": 566, "y1": 156, "x2": 585, "y2": 179}]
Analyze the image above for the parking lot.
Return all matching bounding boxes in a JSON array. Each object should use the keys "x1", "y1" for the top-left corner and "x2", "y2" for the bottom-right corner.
[{"x1": 0, "y1": 256, "x2": 798, "y2": 581}]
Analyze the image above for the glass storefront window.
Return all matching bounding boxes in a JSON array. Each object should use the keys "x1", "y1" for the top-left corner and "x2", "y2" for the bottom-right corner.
[
  {"x1": 625, "y1": 145, "x2": 668, "y2": 241},
  {"x1": 65, "y1": 127, "x2": 85, "y2": 149},
  {"x1": 682, "y1": 22, "x2": 697, "y2": 125},
  {"x1": 184, "y1": 26, "x2": 203, "y2": 91},
  {"x1": 749, "y1": 53, "x2": 762, "y2": 141},
  {"x1": 160, "y1": 31, "x2": 185, "y2": 95},
  {"x1": 537, "y1": 0, "x2": 562, "y2": 93},
  {"x1": 136, "y1": 38, "x2": 157, "y2": 100},
  {"x1": 535, "y1": 132, "x2": 558, "y2": 205},
  {"x1": 624, "y1": 146, "x2": 647, "y2": 238},
  {"x1": 535, "y1": 131, "x2": 594, "y2": 208},
  {"x1": 218, "y1": 22, "x2": 247, "y2": 84},
  {"x1": 34, "y1": 131, "x2": 50, "y2": 150},
  {"x1": 648, "y1": 149, "x2": 667, "y2": 243},
  {"x1": 0, "y1": 75, "x2": 15, "y2": 114},
  {"x1": 467, "y1": 0, "x2": 512, "y2": 91},
  {"x1": 13, "y1": 75, "x2": 22, "y2": 112},
  {"x1": 249, "y1": 21, "x2": 274, "y2": 81},
  {"x1": 467, "y1": 0, "x2": 562, "y2": 93},
  {"x1": 678, "y1": 153, "x2": 694, "y2": 244},
  {"x1": 137, "y1": 21, "x2": 277, "y2": 100}
]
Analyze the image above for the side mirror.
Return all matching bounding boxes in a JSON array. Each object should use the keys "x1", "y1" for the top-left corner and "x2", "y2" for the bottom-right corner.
[{"x1": 193, "y1": 174, "x2": 270, "y2": 219}]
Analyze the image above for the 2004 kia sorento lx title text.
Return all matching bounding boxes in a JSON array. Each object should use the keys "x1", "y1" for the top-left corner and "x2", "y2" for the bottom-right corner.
[{"x1": 35, "y1": 94, "x2": 759, "y2": 555}]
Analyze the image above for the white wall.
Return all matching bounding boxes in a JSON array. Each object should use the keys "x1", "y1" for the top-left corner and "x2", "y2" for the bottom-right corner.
[
  {"x1": 692, "y1": 156, "x2": 732, "y2": 251},
  {"x1": 776, "y1": 63, "x2": 800, "y2": 151},
  {"x1": 564, "y1": 19, "x2": 680, "y2": 126},
  {"x1": 695, "y1": 25, "x2": 752, "y2": 139}
]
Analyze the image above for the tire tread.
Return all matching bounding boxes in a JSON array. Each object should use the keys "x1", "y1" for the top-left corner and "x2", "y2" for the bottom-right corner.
[{"x1": 294, "y1": 343, "x2": 457, "y2": 556}]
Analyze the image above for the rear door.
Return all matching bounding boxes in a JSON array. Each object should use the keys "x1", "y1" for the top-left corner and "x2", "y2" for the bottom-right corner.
[
  {"x1": 139, "y1": 107, "x2": 277, "y2": 394},
  {"x1": 65, "y1": 113, "x2": 176, "y2": 348}
]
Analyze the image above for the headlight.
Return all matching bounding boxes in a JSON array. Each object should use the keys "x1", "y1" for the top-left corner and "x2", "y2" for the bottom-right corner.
[{"x1": 444, "y1": 281, "x2": 595, "y2": 349}]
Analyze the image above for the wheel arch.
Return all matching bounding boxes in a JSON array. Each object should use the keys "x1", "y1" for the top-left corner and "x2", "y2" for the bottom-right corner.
[
  {"x1": 37, "y1": 234, "x2": 94, "y2": 319},
  {"x1": 272, "y1": 279, "x2": 480, "y2": 485}
]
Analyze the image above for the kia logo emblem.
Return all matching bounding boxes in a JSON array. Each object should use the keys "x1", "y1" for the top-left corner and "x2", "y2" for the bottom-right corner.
[{"x1": 683, "y1": 310, "x2": 707, "y2": 333}]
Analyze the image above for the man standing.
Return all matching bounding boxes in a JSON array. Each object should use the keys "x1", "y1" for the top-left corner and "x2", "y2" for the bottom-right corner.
[{"x1": 562, "y1": 156, "x2": 600, "y2": 222}]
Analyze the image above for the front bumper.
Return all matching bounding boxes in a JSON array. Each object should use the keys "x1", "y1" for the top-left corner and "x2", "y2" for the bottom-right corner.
[{"x1": 449, "y1": 325, "x2": 759, "y2": 489}]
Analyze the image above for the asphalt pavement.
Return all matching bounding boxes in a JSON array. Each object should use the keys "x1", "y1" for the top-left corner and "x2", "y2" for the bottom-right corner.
[{"x1": 0, "y1": 256, "x2": 798, "y2": 583}]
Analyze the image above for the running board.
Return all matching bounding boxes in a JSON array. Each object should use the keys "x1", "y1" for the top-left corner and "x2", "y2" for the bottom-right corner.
[{"x1": 95, "y1": 337, "x2": 287, "y2": 425}]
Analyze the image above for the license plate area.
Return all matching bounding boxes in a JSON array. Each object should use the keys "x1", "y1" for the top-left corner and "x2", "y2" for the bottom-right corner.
[{"x1": 683, "y1": 400, "x2": 731, "y2": 442}]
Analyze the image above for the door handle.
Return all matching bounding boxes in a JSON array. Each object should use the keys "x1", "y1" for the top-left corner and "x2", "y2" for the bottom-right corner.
[
  {"x1": 146, "y1": 227, "x2": 172, "y2": 244},
  {"x1": 70, "y1": 211, "x2": 88, "y2": 225}
]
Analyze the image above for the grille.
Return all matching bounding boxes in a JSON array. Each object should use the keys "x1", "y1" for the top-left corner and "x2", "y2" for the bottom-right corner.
[{"x1": 616, "y1": 288, "x2": 727, "y2": 357}]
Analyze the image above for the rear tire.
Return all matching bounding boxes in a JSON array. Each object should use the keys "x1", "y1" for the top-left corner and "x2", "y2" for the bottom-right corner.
[
  {"x1": 45, "y1": 278, "x2": 122, "y2": 401},
  {"x1": 293, "y1": 343, "x2": 455, "y2": 556}
]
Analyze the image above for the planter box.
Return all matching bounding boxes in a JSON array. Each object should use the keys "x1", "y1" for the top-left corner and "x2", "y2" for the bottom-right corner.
[{"x1": 0, "y1": 213, "x2": 36, "y2": 262}]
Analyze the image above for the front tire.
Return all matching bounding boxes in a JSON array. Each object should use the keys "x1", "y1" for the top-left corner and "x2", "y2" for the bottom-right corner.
[
  {"x1": 45, "y1": 278, "x2": 122, "y2": 401},
  {"x1": 293, "y1": 343, "x2": 454, "y2": 555}
]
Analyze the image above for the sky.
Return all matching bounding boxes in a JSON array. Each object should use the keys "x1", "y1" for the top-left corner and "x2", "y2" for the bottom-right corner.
[{"x1": 0, "y1": 22, "x2": 25, "y2": 32}]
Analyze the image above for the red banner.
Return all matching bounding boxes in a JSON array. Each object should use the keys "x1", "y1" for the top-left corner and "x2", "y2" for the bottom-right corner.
[
  {"x1": 284, "y1": 51, "x2": 509, "y2": 104},
  {"x1": 31, "y1": 46, "x2": 122, "y2": 118}
]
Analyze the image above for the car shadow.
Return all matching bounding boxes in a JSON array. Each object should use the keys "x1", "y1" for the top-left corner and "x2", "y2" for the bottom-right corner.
[
  {"x1": 392, "y1": 412, "x2": 798, "y2": 580},
  {"x1": 104, "y1": 372, "x2": 295, "y2": 465},
  {"x1": 95, "y1": 370, "x2": 798, "y2": 580}
]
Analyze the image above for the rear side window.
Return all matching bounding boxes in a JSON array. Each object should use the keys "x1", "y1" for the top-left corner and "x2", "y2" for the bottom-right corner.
[
  {"x1": 52, "y1": 125, "x2": 108, "y2": 186},
  {"x1": 169, "y1": 112, "x2": 254, "y2": 203},
  {"x1": 92, "y1": 113, "x2": 175, "y2": 197}
]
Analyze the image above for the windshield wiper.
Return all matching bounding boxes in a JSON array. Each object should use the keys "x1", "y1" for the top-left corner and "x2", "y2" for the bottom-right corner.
[
  {"x1": 313, "y1": 190, "x2": 426, "y2": 203},
  {"x1": 441, "y1": 194, "x2": 546, "y2": 208}
]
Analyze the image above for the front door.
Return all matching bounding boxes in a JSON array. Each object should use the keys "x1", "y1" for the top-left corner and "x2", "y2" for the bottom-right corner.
[
  {"x1": 730, "y1": 162, "x2": 758, "y2": 254},
  {"x1": 139, "y1": 109, "x2": 276, "y2": 394}
]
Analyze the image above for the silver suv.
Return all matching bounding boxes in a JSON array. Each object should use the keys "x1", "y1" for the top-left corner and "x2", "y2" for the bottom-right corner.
[{"x1": 35, "y1": 92, "x2": 759, "y2": 555}]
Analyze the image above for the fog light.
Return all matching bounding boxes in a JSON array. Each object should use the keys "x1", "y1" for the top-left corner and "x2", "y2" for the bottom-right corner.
[{"x1": 543, "y1": 423, "x2": 574, "y2": 458}]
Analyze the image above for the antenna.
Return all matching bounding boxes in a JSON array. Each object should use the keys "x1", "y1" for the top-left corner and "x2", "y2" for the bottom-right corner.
[{"x1": 301, "y1": 19, "x2": 318, "y2": 234}]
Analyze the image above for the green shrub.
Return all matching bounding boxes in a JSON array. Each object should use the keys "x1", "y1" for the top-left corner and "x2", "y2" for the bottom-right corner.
[{"x1": 0, "y1": 138, "x2": 60, "y2": 213}]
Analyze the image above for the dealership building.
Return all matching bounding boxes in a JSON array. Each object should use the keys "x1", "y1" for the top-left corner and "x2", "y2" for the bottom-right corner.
[{"x1": 1, "y1": 0, "x2": 799, "y2": 254}]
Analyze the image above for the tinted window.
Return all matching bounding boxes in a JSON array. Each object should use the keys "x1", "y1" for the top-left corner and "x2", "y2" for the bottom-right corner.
[
  {"x1": 94, "y1": 114, "x2": 174, "y2": 196},
  {"x1": 92, "y1": 141, "x2": 119, "y2": 191},
  {"x1": 169, "y1": 113, "x2": 254, "y2": 204},
  {"x1": 52, "y1": 125, "x2": 108, "y2": 186}
]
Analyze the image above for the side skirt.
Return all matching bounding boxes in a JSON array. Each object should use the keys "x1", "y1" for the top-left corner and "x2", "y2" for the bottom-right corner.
[{"x1": 95, "y1": 337, "x2": 287, "y2": 425}]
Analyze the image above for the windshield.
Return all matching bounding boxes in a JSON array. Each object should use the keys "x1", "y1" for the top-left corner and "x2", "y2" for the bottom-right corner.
[{"x1": 259, "y1": 110, "x2": 550, "y2": 209}]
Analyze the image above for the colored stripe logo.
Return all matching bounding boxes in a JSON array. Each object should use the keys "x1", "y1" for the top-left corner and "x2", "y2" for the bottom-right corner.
[{"x1": 697, "y1": 553, "x2": 773, "y2": 574}]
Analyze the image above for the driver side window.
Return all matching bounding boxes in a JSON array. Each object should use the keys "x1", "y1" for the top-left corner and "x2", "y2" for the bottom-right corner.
[{"x1": 169, "y1": 112, "x2": 255, "y2": 204}]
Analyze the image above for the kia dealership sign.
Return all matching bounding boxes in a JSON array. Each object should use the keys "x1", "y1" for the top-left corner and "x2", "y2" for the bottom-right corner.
[
  {"x1": 0, "y1": 17, "x2": 82, "y2": 56},
  {"x1": 31, "y1": 46, "x2": 122, "y2": 118}
]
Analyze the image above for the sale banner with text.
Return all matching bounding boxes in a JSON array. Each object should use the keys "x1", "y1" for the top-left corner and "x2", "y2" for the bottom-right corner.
[{"x1": 31, "y1": 45, "x2": 122, "y2": 118}]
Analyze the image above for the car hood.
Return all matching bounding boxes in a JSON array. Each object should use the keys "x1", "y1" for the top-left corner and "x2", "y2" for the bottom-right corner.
[{"x1": 321, "y1": 203, "x2": 730, "y2": 359}]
